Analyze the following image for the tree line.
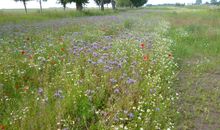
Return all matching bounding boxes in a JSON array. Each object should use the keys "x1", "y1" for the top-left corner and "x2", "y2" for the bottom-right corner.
[
  {"x1": 15, "y1": 0, "x2": 148, "y2": 13},
  {"x1": 195, "y1": 0, "x2": 220, "y2": 5}
]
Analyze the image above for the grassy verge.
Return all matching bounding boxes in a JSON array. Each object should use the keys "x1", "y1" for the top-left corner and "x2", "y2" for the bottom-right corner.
[{"x1": 166, "y1": 7, "x2": 220, "y2": 129}]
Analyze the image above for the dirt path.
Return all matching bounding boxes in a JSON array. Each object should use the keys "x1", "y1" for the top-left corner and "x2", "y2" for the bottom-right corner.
[{"x1": 177, "y1": 60, "x2": 220, "y2": 130}]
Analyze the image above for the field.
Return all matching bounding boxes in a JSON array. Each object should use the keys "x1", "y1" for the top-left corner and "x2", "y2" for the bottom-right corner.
[{"x1": 0, "y1": 7, "x2": 220, "y2": 130}]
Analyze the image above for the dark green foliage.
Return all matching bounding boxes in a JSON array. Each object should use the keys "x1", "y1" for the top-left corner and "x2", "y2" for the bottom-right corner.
[
  {"x1": 94, "y1": 0, "x2": 111, "y2": 11},
  {"x1": 130, "y1": 0, "x2": 147, "y2": 7},
  {"x1": 210, "y1": 0, "x2": 220, "y2": 4},
  {"x1": 116, "y1": 0, "x2": 132, "y2": 7},
  {"x1": 195, "y1": 0, "x2": 202, "y2": 4},
  {"x1": 68, "y1": 0, "x2": 89, "y2": 11},
  {"x1": 94, "y1": 0, "x2": 111, "y2": 5}
]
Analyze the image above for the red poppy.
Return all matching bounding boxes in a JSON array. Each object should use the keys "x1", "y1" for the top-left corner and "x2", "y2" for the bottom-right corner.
[
  {"x1": 21, "y1": 50, "x2": 26, "y2": 55},
  {"x1": 0, "y1": 125, "x2": 5, "y2": 130},
  {"x1": 140, "y1": 43, "x2": 145, "y2": 49},
  {"x1": 144, "y1": 55, "x2": 149, "y2": 61},
  {"x1": 51, "y1": 61, "x2": 56, "y2": 65},
  {"x1": 15, "y1": 85, "x2": 19, "y2": 90}
]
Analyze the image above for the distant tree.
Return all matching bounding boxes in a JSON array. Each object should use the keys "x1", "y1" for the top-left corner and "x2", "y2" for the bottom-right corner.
[
  {"x1": 175, "y1": 3, "x2": 185, "y2": 6},
  {"x1": 111, "y1": 0, "x2": 116, "y2": 9},
  {"x1": 195, "y1": 0, "x2": 202, "y2": 4},
  {"x1": 94, "y1": 0, "x2": 111, "y2": 10},
  {"x1": 101, "y1": 0, "x2": 104, "y2": 10},
  {"x1": 14, "y1": 0, "x2": 31, "y2": 13},
  {"x1": 58, "y1": 0, "x2": 68, "y2": 10},
  {"x1": 211, "y1": 0, "x2": 217, "y2": 4},
  {"x1": 116, "y1": 0, "x2": 132, "y2": 7},
  {"x1": 68, "y1": 0, "x2": 89, "y2": 11},
  {"x1": 94, "y1": 0, "x2": 101, "y2": 8},
  {"x1": 38, "y1": 0, "x2": 47, "y2": 13},
  {"x1": 130, "y1": 0, "x2": 147, "y2": 7}
]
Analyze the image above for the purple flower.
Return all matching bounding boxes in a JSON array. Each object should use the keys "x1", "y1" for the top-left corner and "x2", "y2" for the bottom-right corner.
[
  {"x1": 117, "y1": 62, "x2": 122, "y2": 68},
  {"x1": 97, "y1": 58, "x2": 104, "y2": 64},
  {"x1": 38, "y1": 87, "x2": 43, "y2": 95},
  {"x1": 110, "y1": 78, "x2": 117, "y2": 84},
  {"x1": 103, "y1": 36, "x2": 112, "y2": 40},
  {"x1": 126, "y1": 78, "x2": 136, "y2": 84},
  {"x1": 128, "y1": 112, "x2": 134, "y2": 118},
  {"x1": 93, "y1": 52, "x2": 99, "y2": 57},
  {"x1": 92, "y1": 61, "x2": 97, "y2": 65},
  {"x1": 78, "y1": 47, "x2": 84, "y2": 52},
  {"x1": 109, "y1": 61, "x2": 117, "y2": 65},
  {"x1": 54, "y1": 89, "x2": 64, "y2": 99},
  {"x1": 86, "y1": 49, "x2": 92, "y2": 53},
  {"x1": 102, "y1": 46, "x2": 109, "y2": 51},
  {"x1": 114, "y1": 88, "x2": 120, "y2": 94},
  {"x1": 92, "y1": 43, "x2": 99, "y2": 49},
  {"x1": 104, "y1": 66, "x2": 113, "y2": 72}
]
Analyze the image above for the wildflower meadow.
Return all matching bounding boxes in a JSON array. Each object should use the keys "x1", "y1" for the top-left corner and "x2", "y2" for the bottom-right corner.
[{"x1": 1, "y1": 5, "x2": 220, "y2": 130}]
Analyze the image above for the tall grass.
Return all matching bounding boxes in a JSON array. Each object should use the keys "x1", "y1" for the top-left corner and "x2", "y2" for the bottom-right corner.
[{"x1": 0, "y1": 8, "x2": 120, "y2": 25}]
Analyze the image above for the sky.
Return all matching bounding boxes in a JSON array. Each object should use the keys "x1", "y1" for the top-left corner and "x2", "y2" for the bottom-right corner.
[{"x1": 0, "y1": 0, "x2": 209, "y2": 9}]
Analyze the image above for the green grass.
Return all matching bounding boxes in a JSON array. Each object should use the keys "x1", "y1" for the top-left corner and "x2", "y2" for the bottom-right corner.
[
  {"x1": 165, "y1": 6, "x2": 220, "y2": 129},
  {"x1": 0, "y1": 8, "x2": 121, "y2": 25}
]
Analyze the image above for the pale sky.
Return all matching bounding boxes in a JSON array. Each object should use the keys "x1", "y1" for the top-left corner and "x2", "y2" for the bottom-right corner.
[{"x1": 0, "y1": 0, "x2": 209, "y2": 9}]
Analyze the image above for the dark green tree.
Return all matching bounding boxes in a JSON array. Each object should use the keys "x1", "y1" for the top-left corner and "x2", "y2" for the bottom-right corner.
[
  {"x1": 210, "y1": 0, "x2": 217, "y2": 4},
  {"x1": 58, "y1": 0, "x2": 68, "y2": 10},
  {"x1": 14, "y1": 0, "x2": 32, "y2": 13},
  {"x1": 94, "y1": 0, "x2": 111, "y2": 10},
  {"x1": 68, "y1": 0, "x2": 89, "y2": 11},
  {"x1": 116, "y1": 0, "x2": 132, "y2": 7},
  {"x1": 195, "y1": 0, "x2": 202, "y2": 4},
  {"x1": 130, "y1": 0, "x2": 147, "y2": 7},
  {"x1": 111, "y1": 0, "x2": 116, "y2": 10}
]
